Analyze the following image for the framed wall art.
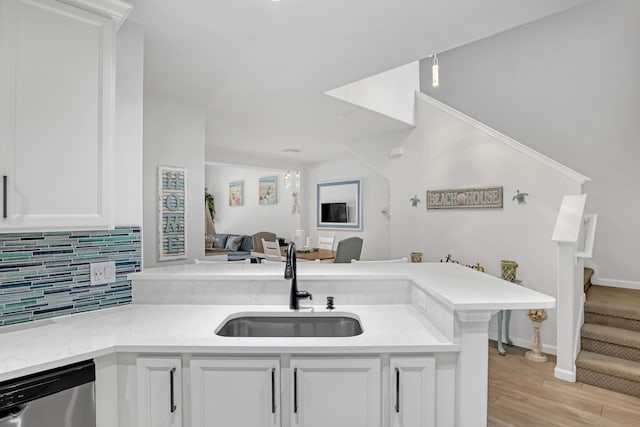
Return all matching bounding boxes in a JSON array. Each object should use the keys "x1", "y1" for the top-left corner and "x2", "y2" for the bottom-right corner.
[
  {"x1": 258, "y1": 176, "x2": 277, "y2": 205},
  {"x1": 158, "y1": 166, "x2": 187, "y2": 261},
  {"x1": 229, "y1": 181, "x2": 244, "y2": 206}
]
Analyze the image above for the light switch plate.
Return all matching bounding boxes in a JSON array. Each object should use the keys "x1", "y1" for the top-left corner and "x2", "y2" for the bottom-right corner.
[{"x1": 90, "y1": 261, "x2": 116, "y2": 286}]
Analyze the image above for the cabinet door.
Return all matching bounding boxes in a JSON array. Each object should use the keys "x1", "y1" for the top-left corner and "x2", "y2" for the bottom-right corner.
[
  {"x1": 191, "y1": 358, "x2": 280, "y2": 427},
  {"x1": 0, "y1": 0, "x2": 114, "y2": 230},
  {"x1": 136, "y1": 357, "x2": 182, "y2": 427},
  {"x1": 290, "y1": 358, "x2": 381, "y2": 427},
  {"x1": 390, "y1": 357, "x2": 436, "y2": 427}
]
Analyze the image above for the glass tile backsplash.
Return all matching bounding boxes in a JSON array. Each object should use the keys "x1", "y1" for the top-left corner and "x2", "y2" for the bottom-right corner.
[{"x1": 0, "y1": 227, "x2": 141, "y2": 326}]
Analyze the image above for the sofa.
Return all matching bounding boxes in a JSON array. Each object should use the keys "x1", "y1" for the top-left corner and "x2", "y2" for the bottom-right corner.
[{"x1": 206, "y1": 233, "x2": 254, "y2": 260}]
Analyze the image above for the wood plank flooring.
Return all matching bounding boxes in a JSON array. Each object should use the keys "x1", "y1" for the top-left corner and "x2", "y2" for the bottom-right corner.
[{"x1": 488, "y1": 342, "x2": 640, "y2": 426}]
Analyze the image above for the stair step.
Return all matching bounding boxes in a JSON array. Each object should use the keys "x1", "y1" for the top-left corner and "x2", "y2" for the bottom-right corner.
[
  {"x1": 581, "y1": 323, "x2": 640, "y2": 361},
  {"x1": 584, "y1": 267, "x2": 594, "y2": 292},
  {"x1": 585, "y1": 312, "x2": 640, "y2": 332},
  {"x1": 585, "y1": 285, "x2": 640, "y2": 322},
  {"x1": 576, "y1": 351, "x2": 640, "y2": 397},
  {"x1": 582, "y1": 323, "x2": 640, "y2": 349}
]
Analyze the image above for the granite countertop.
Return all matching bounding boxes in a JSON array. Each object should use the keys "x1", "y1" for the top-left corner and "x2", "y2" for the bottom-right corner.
[{"x1": 0, "y1": 303, "x2": 455, "y2": 382}]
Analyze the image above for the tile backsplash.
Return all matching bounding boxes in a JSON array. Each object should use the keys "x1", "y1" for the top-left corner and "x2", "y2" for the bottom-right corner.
[{"x1": 0, "y1": 227, "x2": 141, "y2": 326}]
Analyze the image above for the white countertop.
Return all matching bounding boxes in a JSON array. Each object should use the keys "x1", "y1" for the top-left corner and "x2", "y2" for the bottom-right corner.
[
  {"x1": 130, "y1": 262, "x2": 556, "y2": 311},
  {"x1": 0, "y1": 304, "x2": 454, "y2": 382}
]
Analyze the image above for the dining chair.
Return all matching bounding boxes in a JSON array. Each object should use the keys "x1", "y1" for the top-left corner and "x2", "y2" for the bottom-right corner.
[
  {"x1": 317, "y1": 235, "x2": 335, "y2": 251},
  {"x1": 262, "y1": 238, "x2": 284, "y2": 262},
  {"x1": 253, "y1": 231, "x2": 277, "y2": 253},
  {"x1": 351, "y1": 257, "x2": 408, "y2": 263},
  {"x1": 333, "y1": 237, "x2": 363, "y2": 263}
]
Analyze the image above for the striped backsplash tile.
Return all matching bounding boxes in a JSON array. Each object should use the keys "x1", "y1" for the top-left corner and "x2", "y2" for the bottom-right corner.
[{"x1": 0, "y1": 227, "x2": 141, "y2": 326}]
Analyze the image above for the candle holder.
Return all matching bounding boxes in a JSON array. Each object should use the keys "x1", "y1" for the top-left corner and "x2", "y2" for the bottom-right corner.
[{"x1": 525, "y1": 308, "x2": 548, "y2": 362}]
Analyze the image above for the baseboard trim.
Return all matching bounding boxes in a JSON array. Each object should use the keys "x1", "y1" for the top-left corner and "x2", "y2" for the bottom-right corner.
[
  {"x1": 584, "y1": 259, "x2": 600, "y2": 283},
  {"x1": 488, "y1": 332, "x2": 557, "y2": 356},
  {"x1": 594, "y1": 277, "x2": 640, "y2": 290},
  {"x1": 554, "y1": 367, "x2": 576, "y2": 382}
]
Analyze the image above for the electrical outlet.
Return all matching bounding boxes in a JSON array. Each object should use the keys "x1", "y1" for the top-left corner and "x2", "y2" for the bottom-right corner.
[{"x1": 90, "y1": 261, "x2": 116, "y2": 285}]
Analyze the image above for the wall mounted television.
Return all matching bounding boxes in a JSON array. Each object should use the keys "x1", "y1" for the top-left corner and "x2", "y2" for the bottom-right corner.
[{"x1": 321, "y1": 202, "x2": 348, "y2": 223}]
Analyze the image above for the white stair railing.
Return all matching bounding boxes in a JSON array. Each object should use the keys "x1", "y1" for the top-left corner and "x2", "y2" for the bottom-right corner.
[{"x1": 552, "y1": 194, "x2": 597, "y2": 382}]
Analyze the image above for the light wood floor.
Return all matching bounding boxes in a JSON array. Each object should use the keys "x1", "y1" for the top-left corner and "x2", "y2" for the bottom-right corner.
[{"x1": 488, "y1": 342, "x2": 640, "y2": 426}]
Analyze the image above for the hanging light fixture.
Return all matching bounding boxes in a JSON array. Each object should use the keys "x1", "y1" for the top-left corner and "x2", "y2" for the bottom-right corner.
[
  {"x1": 294, "y1": 170, "x2": 301, "y2": 189},
  {"x1": 284, "y1": 170, "x2": 291, "y2": 189},
  {"x1": 432, "y1": 54, "x2": 439, "y2": 87}
]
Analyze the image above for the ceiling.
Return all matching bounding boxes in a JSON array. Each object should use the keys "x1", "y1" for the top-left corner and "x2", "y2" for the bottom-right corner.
[{"x1": 129, "y1": 0, "x2": 584, "y2": 164}]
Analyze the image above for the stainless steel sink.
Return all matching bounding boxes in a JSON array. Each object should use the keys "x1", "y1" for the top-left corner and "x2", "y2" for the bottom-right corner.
[{"x1": 216, "y1": 314, "x2": 363, "y2": 337}]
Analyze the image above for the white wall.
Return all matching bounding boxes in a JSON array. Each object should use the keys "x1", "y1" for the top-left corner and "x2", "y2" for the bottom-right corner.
[
  {"x1": 303, "y1": 154, "x2": 391, "y2": 259},
  {"x1": 421, "y1": 0, "x2": 640, "y2": 286},
  {"x1": 326, "y1": 61, "x2": 419, "y2": 125},
  {"x1": 205, "y1": 164, "x2": 300, "y2": 240},
  {"x1": 384, "y1": 95, "x2": 583, "y2": 352},
  {"x1": 114, "y1": 21, "x2": 144, "y2": 227},
  {"x1": 143, "y1": 96, "x2": 205, "y2": 267}
]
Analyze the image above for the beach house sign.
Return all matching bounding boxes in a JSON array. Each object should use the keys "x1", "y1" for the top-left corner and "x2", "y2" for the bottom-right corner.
[{"x1": 427, "y1": 186, "x2": 503, "y2": 209}]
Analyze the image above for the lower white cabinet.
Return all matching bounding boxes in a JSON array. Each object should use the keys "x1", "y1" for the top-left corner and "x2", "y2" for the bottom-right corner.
[
  {"x1": 136, "y1": 357, "x2": 183, "y2": 427},
  {"x1": 390, "y1": 356, "x2": 436, "y2": 427},
  {"x1": 132, "y1": 355, "x2": 434, "y2": 427},
  {"x1": 190, "y1": 358, "x2": 281, "y2": 427},
  {"x1": 290, "y1": 357, "x2": 381, "y2": 427}
]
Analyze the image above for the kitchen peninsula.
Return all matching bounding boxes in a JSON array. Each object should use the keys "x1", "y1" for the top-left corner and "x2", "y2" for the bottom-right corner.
[{"x1": 0, "y1": 262, "x2": 554, "y2": 427}]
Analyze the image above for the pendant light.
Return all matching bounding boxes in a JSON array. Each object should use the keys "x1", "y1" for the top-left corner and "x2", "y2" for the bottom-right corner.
[{"x1": 432, "y1": 54, "x2": 439, "y2": 87}]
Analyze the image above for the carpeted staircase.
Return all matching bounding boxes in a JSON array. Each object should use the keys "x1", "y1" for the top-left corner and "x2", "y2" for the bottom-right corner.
[{"x1": 576, "y1": 269, "x2": 640, "y2": 397}]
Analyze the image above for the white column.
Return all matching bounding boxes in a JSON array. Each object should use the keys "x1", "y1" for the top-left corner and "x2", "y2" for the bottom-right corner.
[
  {"x1": 95, "y1": 353, "x2": 119, "y2": 427},
  {"x1": 455, "y1": 310, "x2": 494, "y2": 427},
  {"x1": 554, "y1": 242, "x2": 582, "y2": 381}
]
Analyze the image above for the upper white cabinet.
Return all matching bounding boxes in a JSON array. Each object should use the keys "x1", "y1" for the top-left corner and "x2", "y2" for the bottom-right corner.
[
  {"x1": 390, "y1": 356, "x2": 436, "y2": 427},
  {"x1": 290, "y1": 357, "x2": 381, "y2": 427},
  {"x1": 0, "y1": 0, "x2": 130, "y2": 231}
]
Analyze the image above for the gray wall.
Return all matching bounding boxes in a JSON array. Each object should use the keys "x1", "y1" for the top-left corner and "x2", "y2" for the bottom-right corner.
[{"x1": 420, "y1": 0, "x2": 640, "y2": 285}]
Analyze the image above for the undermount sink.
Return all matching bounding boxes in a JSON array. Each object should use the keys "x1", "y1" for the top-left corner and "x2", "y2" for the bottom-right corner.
[{"x1": 216, "y1": 313, "x2": 363, "y2": 337}]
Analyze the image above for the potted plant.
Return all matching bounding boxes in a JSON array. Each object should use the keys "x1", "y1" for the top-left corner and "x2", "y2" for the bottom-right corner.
[
  {"x1": 205, "y1": 189, "x2": 215, "y2": 222},
  {"x1": 205, "y1": 189, "x2": 216, "y2": 246}
]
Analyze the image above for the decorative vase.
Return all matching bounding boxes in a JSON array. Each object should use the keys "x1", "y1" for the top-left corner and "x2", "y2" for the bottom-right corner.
[
  {"x1": 500, "y1": 260, "x2": 518, "y2": 282},
  {"x1": 410, "y1": 252, "x2": 423, "y2": 263}
]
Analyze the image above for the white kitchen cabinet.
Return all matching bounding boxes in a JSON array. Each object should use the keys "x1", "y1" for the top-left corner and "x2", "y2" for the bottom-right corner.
[
  {"x1": 0, "y1": 0, "x2": 129, "y2": 231},
  {"x1": 290, "y1": 357, "x2": 381, "y2": 427},
  {"x1": 191, "y1": 358, "x2": 281, "y2": 427},
  {"x1": 136, "y1": 357, "x2": 183, "y2": 427},
  {"x1": 390, "y1": 356, "x2": 436, "y2": 427}
]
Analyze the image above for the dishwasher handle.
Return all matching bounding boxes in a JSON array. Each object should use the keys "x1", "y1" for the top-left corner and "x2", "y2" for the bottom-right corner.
[{"x1": 0, "y1": 360, "x2": 94, "y2": 411}]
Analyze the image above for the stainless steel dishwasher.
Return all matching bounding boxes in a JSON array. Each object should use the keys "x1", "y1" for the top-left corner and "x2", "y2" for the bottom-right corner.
[{"x1": 0, "y1": 360, "x2": 95, "y2": 427}]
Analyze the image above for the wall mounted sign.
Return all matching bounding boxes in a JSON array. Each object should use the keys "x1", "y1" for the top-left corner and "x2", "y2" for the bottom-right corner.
[
  {"x1": 427, "y1": 186, "x2": 503, "y2": 209},
  {"x1": 258, "y1": 176, "x2": 277, "y2": 205},
  {"x1": 158, "y1": 166, "x2": 187, "y2": 261},
  {"x1": 229, "y1": 181, "x2": 244, "y2": 206}
]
